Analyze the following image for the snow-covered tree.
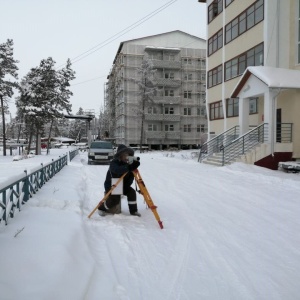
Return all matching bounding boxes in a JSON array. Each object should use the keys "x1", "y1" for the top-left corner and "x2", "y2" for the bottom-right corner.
[
  {"x1": 132, "y1": 59, "x2": 157, "y2": 151},
  {"x1": 0, "y1": 39, "x2": 19, "y2": 155},
  {"x1": 17, "y1": 57, "x2": 75, "y2": 154}
]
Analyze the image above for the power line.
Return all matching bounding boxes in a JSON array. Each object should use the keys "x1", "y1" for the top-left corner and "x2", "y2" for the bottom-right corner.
[
  {"x1": 57, "y1": 0, "x2": 177, "y2": 68},
  {"x1": 71, "y1": 75, "x2": 107, "y2": 86}
]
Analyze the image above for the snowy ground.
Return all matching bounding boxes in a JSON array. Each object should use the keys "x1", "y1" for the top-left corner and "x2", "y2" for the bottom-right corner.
[{"x1": 1, "y1": 148, "x2": 300, "y2": 300}]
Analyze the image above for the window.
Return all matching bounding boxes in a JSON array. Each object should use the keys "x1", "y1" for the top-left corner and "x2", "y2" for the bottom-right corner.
[
  {"x1": 165, "y1": 124, "x2": 174, "y2": 131},
  {"x1": 198, "y1": 59, "x2": 206, "y2": 69},
  {"x1": 225, "y1": 43, "x2": 263, "y2": 81},
  {"x1": 197, "y1": 124, "x2": 206, "y2": 132},
  {"x1": 210, "y1": 101, "x2": 224, "y2": 120},
  {"x1": 184, "y1": 108, "x2": 191, "y2": 115},
  {"x1": 184, "y1": 73, "x2": 193, "y2": 80},
  {"x1": 249, "y1": 98, "x2": 258, "y2": 114},
  {"x1": 183, "y1": 124, "x2": 192, "y2": 132},
  {"x1": 225, "y1": 0, "x2": 264, "y2": 44},
  {"x1": 165, "y1": 72, "x2": 174, "y2": 79},
  {"x1": 183, "y1": 58, "x2": 192, "y2": 64},
  {"x1": 165, "y1": 107, "x2": 174, "y2": 114},
  {"x1": 148, "y1": 124, "x2": 158, "y2": 131},
  {"x1": 225, "y1": 0, "x2": 234, "y2": 7},
  {"x1": 208, "y1": 64, "x2": 222, "y2": 88},
  {"x1": 165, "y1": 53, "x2": 175, "y2": 61},
  {"x1": 147, "y1": 107, "x2": 157, "y2": 114},
  {"x1": 226, "y1": 98, "x2": 239, "y2": 117},
  {"x1": 165, "y1": 89, "x2": 174, "y2": 96},
  {"x1": 208, "y1": 0, "x2": 223, "y2": 23},
  {"x1": 184, "y1": 91, "x2": 192, "y2": 99},
  {"x1": 208, "y1": 29, "x2": 223, "y2": 56}
]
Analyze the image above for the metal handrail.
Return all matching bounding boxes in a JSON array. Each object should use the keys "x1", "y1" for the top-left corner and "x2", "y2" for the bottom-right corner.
[
  {"x1": 198, "y1": 126, "x2": 239, "y2": 162},
  {"x1": 0, "y1": 155, "x2": 68, "y2": 226},
  {"x1": 276, "y1": 123, "x2": 293, "y2": 143},
  {"x1": 221, "y1": 123, "x2": 268, "y2": 166},
  {"x1": 69, "y1": 149, "x2": 79, "y2": 161}
]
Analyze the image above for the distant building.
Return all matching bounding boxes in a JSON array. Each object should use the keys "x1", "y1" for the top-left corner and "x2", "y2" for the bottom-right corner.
[
  {"x1": 198, "y1": 0, "x2": 300, "y2": 168},
  {"x1": 105, "y1": 30, "x2": 207, "y2": 150}
]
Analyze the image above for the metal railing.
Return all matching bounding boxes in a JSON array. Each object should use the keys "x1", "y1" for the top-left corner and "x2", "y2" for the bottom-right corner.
[
  {"x1": 198, "y1": 126, "x2": 239, "y2": 162},
  {"x1": 221, "y1": 123, "x2": 268, "y2": 166},
  {"x1": 0, "y1": 155, "x2": 68, "y2": 226},
  {"x1": 276, "y1": 123, "x2": 293, "y2": 143},
  {"x1": 69, "y1": 149, "x2": 79, "y2": 161}
]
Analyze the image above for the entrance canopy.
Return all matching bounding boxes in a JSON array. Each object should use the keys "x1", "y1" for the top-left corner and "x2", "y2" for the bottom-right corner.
[{"x1": 231, "y1": 66, "x2": 300, "y2": 98}]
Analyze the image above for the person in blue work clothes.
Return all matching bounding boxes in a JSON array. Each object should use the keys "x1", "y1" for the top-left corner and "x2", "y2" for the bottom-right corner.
[{"x1": 98, "y1": 144, "x2": 141, "y2": 217}]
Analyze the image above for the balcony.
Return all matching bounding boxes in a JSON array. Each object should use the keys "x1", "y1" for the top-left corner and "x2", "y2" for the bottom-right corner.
[
  {"x1": 145, "y1": 131, "x2": 180, "y2": 140},
  {"x1": 145, "y1": 114, "x2": 180, "y2": 122},
  {"x1": 165, "y1": 131, "x2": 180, "y2": 139},
  {"x1": 156, "y1": 78, "x2": 181, "y2": 87},
  {"x1": 145, "y1": 131, "x2": 165, "y2": 139},
  {"x1": 153, "y1": 96, "x2": 180, "y2": 104},
  {"x1": 151, "y1": 59, "x2": 181, "y2": 69}
]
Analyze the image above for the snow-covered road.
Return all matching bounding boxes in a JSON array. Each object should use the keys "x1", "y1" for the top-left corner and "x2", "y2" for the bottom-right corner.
[{"x1": 1, "y1": 149, "x2": 300, "y2": 299}]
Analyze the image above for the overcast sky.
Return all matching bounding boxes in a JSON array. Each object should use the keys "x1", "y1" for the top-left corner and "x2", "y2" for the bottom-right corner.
[{"x1": 1, "y1": 0, "x2": 206, "y2": 117}]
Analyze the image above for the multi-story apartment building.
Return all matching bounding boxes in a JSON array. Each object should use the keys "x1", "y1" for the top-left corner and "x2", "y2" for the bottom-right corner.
[
  {"x1": 199, "y1": 0, "x2": 300, "y2": 169},
  {"x1": 105, "y1": 30, "x2": 207, "y2": 150}
]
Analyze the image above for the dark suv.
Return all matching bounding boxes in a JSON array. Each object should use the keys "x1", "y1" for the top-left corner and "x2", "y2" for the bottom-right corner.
[{"x1": 88, "y1": 141, "x2": 114, "y2": 165}]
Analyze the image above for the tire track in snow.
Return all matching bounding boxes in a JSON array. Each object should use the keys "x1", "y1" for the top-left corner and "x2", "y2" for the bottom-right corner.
[{"x1": 159, "y1": 230, "x2": 191, "y2": 300}]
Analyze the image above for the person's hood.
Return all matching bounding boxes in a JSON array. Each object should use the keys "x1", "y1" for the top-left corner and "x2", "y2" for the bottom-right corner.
[{"x1": 114, "y1": 144, "x2": 134, "y2": 158}]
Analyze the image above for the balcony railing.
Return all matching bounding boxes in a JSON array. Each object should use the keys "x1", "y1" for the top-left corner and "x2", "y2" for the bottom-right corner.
[
  {"x1": 145, "y1": 131, "x2": 180, "y2": 140},
  {"x1": 145, "y1": 131, "x2": 165, "y2": 139},
  {"x1": 145, "y1": 114, "x2": 180, "y2": 122},
  {"x1": 151, "y1": 59, "x2": 181, "y2": 69},
  {"x1": 153, "y1": 96, "x2": 180, "y2": 104},
  {"x1": 156, "y1": 78, "x2": 181, "y2": 87}
]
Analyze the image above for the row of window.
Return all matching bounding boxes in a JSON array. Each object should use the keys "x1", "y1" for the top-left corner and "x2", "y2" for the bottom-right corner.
[
  {"x1": 225, "y1": 0, "x2": 263, "y2": 45},
  {"x1": 208, "y1": 0, "x2": 235, "y2": 23},
  {"x1": 147, "y1": 54, "x2": 205, "y2": 66},
  {"x1": 147, "y1": 106, "x2": 206, "y2": 116},
  {"x1": 208, "y1": 0, "x2": 263, "y2": 56},
  {"x1": 208, "y1": 43, "x2": 263, "y2": 88},
  {"x1": 162, "y1": 72, "x2": 206, "y2": 81},
  {"x1": 148, "y1": 124, "x2": 206, "y2": 132},
  {"x1": 157, "y1": 90, "x2": 206, "y2": 99},
  {"x1": 210, "y1": 98, "x2": 258, "y2": 120}
]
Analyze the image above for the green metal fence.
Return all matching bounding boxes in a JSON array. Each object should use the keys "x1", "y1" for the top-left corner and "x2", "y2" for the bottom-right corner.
[
  {"x1": 69, "y1": 149, "x2": 79, "y2": 161},
  {"x1": 0, "y1": 155, "x2": 68, "y2": 226}
]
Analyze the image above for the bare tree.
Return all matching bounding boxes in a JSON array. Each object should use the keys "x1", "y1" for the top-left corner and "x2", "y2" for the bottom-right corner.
[{"x1": 132, "y1": 59, "x2": 157, "y2": 152}]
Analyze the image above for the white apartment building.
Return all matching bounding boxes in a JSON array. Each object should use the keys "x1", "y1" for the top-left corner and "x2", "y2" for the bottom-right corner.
[
  {"x1": 105, "y1": 30, "x2": 207, "y2": 150},
  {"x1": 198, "y1": 0, "x2": 300, "y2": 169}
]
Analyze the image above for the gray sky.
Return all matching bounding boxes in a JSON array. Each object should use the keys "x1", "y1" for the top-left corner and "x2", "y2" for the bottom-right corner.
[{"x1": 1, "y1": 0, "x2": 207, "y2": 117}]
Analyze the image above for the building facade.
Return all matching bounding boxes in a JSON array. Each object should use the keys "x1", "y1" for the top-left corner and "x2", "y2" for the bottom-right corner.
[
  {"x1": 199, "y1": 0, "x2": 300, "y2": 168},
  {"x1": 105, "y1": 30, "x2": 207, "y2": 149}
]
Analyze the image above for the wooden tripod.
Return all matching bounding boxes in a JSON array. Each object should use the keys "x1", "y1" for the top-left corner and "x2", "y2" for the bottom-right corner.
[{"x1": 88, "y1": 169, "x2": 163, "y2": 229}]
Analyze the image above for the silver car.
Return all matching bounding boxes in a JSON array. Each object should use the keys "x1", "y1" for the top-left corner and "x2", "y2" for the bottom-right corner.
[{"x1": 88, "y1": 141, "x2": 114, "y2": 165}]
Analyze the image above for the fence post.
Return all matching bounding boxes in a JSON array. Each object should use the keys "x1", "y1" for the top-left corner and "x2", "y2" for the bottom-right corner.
[{"x1": 23, "y1": 170, "x2": 30, "y2": 204}]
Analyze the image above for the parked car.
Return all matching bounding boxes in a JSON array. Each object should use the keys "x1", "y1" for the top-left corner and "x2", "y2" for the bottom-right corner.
[
  {"x1": 72, "y1": 142, "x2": 89, "y2": 151},
  {"x1": 88, "y1": 141, "x2": 114, "y2": 165}
]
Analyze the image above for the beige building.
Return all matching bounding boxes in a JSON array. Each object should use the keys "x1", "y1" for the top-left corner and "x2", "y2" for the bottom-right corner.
[
  {"x1": 198, "y1": 0, "x2": 300, "y2": 169},
  {"x1": 105, "y1": 30, "x2": 207, "y2": 150}
]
